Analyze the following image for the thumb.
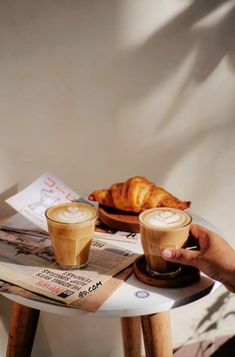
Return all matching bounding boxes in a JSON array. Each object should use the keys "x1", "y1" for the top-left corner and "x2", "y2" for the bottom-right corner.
[{"x1": 161, "y1": 248, "x2": 200, "y2": 268}]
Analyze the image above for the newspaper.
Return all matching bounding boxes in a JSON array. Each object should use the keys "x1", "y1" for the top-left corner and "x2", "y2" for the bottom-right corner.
[
  {"x1": 0, "y1": 266, "x2": 134, "y2": 311},
  {"x1": 0, "y1": 173, "x2": 139, "y2": 311},
  {"x1": 0, "y1": 216, "x2": 137, "y2": 310},
  {"x1": 6, "y1": 172, "x2": 139, "y2": 244}
]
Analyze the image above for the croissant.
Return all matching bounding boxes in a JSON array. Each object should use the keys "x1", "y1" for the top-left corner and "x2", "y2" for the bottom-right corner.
[{"x1": 88, "y1": 176, "x2": 191, "y2": 213}]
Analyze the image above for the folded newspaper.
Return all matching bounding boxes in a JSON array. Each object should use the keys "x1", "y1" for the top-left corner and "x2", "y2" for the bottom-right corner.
[{"x1": 0, "y1": 173, "x2": 139, "y2": 311}]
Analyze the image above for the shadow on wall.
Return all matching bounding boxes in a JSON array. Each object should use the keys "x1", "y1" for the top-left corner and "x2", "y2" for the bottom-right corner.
[
  {"x1": 174, "y1": 290, "x2": 235, "y2": 356},
  {"x1": 113, "y1": 0, "x2": 235, "y2": 100},
  {"x1": 0, "y1": 185, "x2": 18, "y2": 219},
  {"x1": 109, "y1": 0, "x2": 235, "y2": 182},
  {"x1": 0, "y1": 0, "x2": 234, "y2": 189}
]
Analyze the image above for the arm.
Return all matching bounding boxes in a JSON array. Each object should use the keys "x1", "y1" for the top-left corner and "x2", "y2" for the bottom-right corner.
[{"x1": 161, "y1": 224, "x2": 235, "y2": 292}]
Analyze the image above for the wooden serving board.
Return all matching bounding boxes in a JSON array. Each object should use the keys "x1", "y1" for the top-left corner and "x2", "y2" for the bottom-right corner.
[{"x1": 98, "y1": 206, "x2": 140, "y2": 233}]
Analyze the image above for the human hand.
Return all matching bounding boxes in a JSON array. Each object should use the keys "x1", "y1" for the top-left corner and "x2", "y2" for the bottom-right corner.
[{"x1": 161, "y1": 224, "x2": 235, "y2": 292}]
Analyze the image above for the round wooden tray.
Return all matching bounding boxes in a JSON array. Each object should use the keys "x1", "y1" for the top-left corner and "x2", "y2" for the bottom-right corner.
[
  {"x1": 134, "y1": 255, "x2": 200, "y2": 288},
  {"x1": 98, "y1": 206, "x2": 140, "y2": 233}
]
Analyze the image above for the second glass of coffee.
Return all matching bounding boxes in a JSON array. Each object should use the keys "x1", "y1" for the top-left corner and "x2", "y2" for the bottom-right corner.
[
  {"x1": 45, "y1": 202, "x2": 97, "y2": 269},
  {"x1": 139, "y1": 208, "x2": 192, "y2": 277}
]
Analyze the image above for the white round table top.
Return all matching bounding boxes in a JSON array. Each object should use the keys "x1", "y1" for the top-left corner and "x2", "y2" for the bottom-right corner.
[{"x1": 1, "y1": 210, "x2": 222, "y2": 318}]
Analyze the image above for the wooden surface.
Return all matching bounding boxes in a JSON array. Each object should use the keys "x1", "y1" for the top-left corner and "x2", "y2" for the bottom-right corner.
[
  {"x1": 141, "y1": 312, "x2": 173, "y2": 357},
  {"x1": 134, "y1": 255, "x2": 200, "y2": 288},
  {"x1": 121, "y1": 316, "x2": 141, "y2": 357},
  {"x1": 6, "y1": 302, "x2": 40, "y2": 357},
  {"x1": 99, "y1": 206, "x2": 140, "y2": 233}
]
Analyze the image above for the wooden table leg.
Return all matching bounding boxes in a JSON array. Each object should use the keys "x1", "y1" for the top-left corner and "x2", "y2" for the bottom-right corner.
[
  {"x1": 6, "y1": 302, "x2": 40, "y2": 357},
  {"x1": 121, "y1": 316, "x2": 141, "y2": 357},
  {"x1": 141, "y1": 311, "x2": 172, "y2": 357}
]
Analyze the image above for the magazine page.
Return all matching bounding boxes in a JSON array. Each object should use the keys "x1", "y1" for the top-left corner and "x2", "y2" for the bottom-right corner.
[
  {"x1": 5, "y1": 172, "x2": 82, "y2": 231},
  {"x1": 6, "y1": 173, "x2": 139, "y2": 244}
]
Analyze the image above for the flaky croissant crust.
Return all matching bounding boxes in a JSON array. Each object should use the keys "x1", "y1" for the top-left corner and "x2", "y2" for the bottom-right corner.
[{"x1": 89, "y1": 176, "x2": 191, "y2": 213}]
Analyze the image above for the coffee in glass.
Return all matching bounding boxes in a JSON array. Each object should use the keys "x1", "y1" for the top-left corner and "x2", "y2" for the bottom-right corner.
[
  {"x1": 139, "y1": 208, "x2": 192, "y2": 277},
  {"x1": 46, "y1": 202, "x2": 97, "y2": 269}
]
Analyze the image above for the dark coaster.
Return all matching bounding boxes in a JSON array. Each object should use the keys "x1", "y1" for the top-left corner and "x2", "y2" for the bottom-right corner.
[{"x1": 133, "y1": 255, "x2": 200, "y2": 288}]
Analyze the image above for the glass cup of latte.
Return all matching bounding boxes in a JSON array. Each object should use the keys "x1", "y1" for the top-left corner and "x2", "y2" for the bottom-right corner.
[
  {"x1": 139, "y1": 208, "x2": 192, "y2": 278},
  {"x1": 45, "y1": 202, "x2": 97, "y2": 269}
]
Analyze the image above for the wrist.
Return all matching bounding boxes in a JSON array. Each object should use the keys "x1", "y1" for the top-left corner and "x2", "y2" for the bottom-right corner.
[{"x1": 224, "y1": 252, "x2": 235, "y2": 293}]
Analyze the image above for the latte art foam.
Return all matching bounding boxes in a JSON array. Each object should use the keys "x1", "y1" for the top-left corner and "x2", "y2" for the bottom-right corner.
[
  {"x1": 46, "y1": 203, "x2": 97, "y2": 224},
  {"x1": 140, "y1": 208, "x2": 191, "y2": 229}
]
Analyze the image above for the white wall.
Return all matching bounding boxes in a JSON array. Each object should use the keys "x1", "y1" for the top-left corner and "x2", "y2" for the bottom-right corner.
[{"x1": 0, "y1": 1, "x2": 235, "y2": 356}]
